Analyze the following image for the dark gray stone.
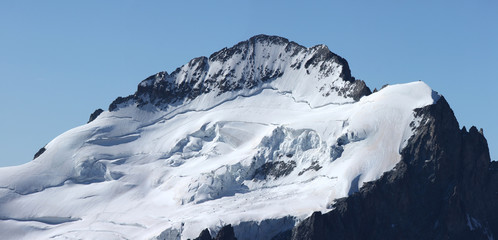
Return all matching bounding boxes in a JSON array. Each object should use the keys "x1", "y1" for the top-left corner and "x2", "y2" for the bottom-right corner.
[
  {"x1": 88, "y1": 108, "x2": 104, "y2": 123},
  {"x1": 33, "y1": 147, "x2": 46, "y2": 160},
  {"x1": 253, "y1": 161, "x2": 297, "y2": 180},
  {"x1": 215, "y1": 225, "x2": 237, "y2": 240},
  {"x1": 271, "y1": 230, "x2": 292, "y2": 240},
  {"x1": 193, "y1": 228, "x2": 213, "y2": 240}
]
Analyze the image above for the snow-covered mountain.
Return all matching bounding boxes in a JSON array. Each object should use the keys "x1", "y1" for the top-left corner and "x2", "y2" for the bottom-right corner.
[{"x1": 0, "y1": 35, "x2": 496, "y2": 240}]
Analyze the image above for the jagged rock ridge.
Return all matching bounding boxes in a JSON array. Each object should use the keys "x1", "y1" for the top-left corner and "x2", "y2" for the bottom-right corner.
[{"x1": 108, "y1": 34, "x2": 370, "y2": 111}]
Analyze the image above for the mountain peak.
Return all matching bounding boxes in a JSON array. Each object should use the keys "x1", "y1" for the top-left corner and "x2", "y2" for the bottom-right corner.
[
  {"x1": 2, "y1": 35, "x2": 495, "y2": 240},
  {"x1": 208, "y1": 34, "x2": 301, "y2": 62},
  {"x1": 109, "y1": 35, "x2": 370, "y2": 111},
  {"x1": 249, "y1": 34, "x2": 292, "y2": 44}
]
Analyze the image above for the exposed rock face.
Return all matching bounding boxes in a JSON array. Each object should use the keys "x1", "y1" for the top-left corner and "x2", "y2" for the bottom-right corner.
[
  {"x1": 192, "y1": 225, "x2": 238, "y2": 240},
  {"x1": 215, "y1": 225, "x2": 237, "y2": 240},
  {"x1": 193, "y1": 228, "x2": 213, "y2": 240},
  {"x1": 87, "y1": 108, "x2": 104, "y2": 123},
  {"x1": 290, "y1": 97, "x2": 497, "y2": 239},
  {"x1": 33, "y1": 147, "x2": 46, "y2": 160},
  {"x1": 108, "y1": 34, "x2": 370, "y2": 111}
]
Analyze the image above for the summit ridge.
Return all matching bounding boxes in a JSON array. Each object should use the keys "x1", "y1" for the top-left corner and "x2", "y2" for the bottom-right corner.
[{"x1": 109, "y1": 34, "x2": 370, "y2": 111}]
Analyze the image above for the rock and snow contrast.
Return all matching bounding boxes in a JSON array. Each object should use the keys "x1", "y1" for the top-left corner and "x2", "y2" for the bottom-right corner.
[{"x1": 0, "y1": 35, "x2": 496, "y2": 240}]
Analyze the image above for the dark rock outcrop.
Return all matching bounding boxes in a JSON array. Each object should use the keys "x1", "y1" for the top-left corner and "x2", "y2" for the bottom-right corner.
[
  {"x1": 271, "y1": 230, "x2": 292, "y2": 240},
  {"x1": 253, "y1": 160, "x2": 297, "y2": 180},
  {"x1": 347, "y1": 78, "x2": 371, "y2": 101},
  {"x1": 290, "y1": 96, "x2": 497, "y2": 240},
  {"x1": 193, "y1": 228, "x2": 213, "y2": 240},
  {"x1": 88, "y1": 108, "x2": 104, "y2": 123},
  {"x1": 215, "y1": 225, "x2": 237, "y2": 240},
  {"x1": 33, "y1": 147, "x2": 46, "y2": 160},
  {"x1": 191, "y1": 225, "x2": 237, "y2": 240}
]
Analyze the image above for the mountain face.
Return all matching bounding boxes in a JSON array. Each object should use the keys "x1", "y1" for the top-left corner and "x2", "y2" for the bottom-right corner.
[
  {"x1": 108, "y1": 34, "x2": 370, "y2": 112},
  {"x1": 0, "y1": 35, "x2": 495, "y2": 240},
  {"x1": 291, "y1": 98, "x2": 498, "y2": 240}
]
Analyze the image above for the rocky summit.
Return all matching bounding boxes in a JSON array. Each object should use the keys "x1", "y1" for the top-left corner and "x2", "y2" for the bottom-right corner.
[{"x1": 0, "y1": 35, "x2": 495, "y2": 240}]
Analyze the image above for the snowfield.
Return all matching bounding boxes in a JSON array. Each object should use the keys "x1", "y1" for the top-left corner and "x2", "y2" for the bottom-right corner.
[{"x1": 0, "y1": 36, "x2": 440, "y2": 239}]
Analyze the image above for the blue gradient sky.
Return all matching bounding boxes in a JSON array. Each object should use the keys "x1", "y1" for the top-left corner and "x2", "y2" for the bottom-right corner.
[{"x1": 1, "y1": 1, "x2": 497, "y2": 167}]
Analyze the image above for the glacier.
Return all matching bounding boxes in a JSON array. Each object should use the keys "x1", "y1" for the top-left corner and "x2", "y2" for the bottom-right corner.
[{"x1": 0, "y1": 35, "x2": 440, "y2": 240}]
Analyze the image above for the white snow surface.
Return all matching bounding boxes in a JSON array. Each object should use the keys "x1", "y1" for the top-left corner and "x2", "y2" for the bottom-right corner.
[
  {"x1": 0, "y1": 79, "x2": 439, "y2": 239},
  {"x1": 0, "y1": 35, "x2": 440, "y2": 239}
]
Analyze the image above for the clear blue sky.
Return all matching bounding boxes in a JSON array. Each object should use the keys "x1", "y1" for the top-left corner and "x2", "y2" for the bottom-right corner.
[{"x1": 1, "y1": 1, "x2": 497, "y2": 167}]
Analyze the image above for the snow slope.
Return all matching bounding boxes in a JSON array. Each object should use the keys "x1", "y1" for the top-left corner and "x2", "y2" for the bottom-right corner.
[{"x1": 0, "y1": 35, "x2": 440, "y2": 240}]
